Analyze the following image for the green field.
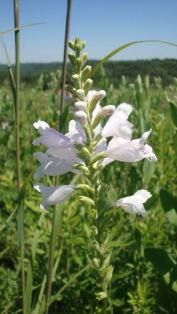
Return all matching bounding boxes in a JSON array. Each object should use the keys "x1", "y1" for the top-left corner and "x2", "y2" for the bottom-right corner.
[{"x1": 0, "y1": 62, "x2": 177, "y2": 314}]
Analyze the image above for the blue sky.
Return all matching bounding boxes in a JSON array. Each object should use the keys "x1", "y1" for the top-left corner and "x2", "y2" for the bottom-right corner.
[{"x1": 0, "y1": 0, "x2": 177, "y2": 63}]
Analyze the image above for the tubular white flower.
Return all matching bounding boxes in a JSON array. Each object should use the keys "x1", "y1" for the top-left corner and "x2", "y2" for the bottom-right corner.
[
  {"x1": 113, "y1": 189, "x2": 152, "y2": 216},
  {"x1": 34, "y1": 184, "x2": 75, "y2": 209},
  {"x1": 34, "y1": 152, "x2": 75, "y2": 178},
  {"x1": 66, "y1": 120, "x2": 86, "y2": 143},
  {"x1": 107, "y1": 129, "x2": 157, "y2": 163},
  {"x1": 33, "y1": 120, "x2": 71, "y2": 148},
  {"x1": 102, "y1": 103, "x2": 133, "y2": 138}
]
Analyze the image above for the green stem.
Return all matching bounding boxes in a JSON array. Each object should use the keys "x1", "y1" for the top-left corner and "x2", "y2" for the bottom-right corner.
[
  {"x1": 14, "y1": 1, "x2": 25, "y2": 312},
  {"x1": 14, "y1": 0, "x2": 21, "y2": 191},
  {"x1": 59, "y1": 0, "x2": 72, "y2": 131},
  {"x1": 45, "y1": 208, "x2": 58, "y2": 314}
]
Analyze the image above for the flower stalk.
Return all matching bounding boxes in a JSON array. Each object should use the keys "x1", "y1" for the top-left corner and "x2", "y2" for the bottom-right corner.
[{"x1": 67, "y1": 38, "x2": 113, "y2": 307}]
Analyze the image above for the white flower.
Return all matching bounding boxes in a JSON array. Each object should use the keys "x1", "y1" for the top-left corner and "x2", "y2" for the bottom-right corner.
[
  {"x1": 33, "y1": 121, "x2": 71, "y2": 148},
  {"x1": 106, "y1": 129, "x2": 157, "y2": 163},
  {"x1": 34, "y1": 183, "x2": 75, "y2": 209},
  {"x1": 114, "y1": 189, "x2": 152, "y2": 216},
  {"x1": 102, "y1": 103, "x2": 133, "y2": 138},
  {"x1": 33, "y1": 152, "x2": 75, "y2": 178}
]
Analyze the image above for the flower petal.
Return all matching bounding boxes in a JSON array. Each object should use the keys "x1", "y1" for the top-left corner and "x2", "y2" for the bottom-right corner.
[
  {"x1": 34, "y1": 184, "x2": 74, "y2": 209},
  {"x1": 114, "y1": 189, "x2": 151, "y2": 216},
  {"x1": 107, "y1": 130, "x2": 157, "y2": 162},
  {"x1": 102, "y1": 103, "x2": 133, "y2": 138},
  {"x1": 34, "y1": 152, "x2": 74, "y2": 178},
  {"x1": 33, "y1": 121, "x2": 71, "y2": 147}
]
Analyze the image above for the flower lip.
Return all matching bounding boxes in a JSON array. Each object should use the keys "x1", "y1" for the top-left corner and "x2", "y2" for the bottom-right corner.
[
  {"x1": 113, "y1": 189, "x2": 152, "y2": 216},
  {"x1": 34, "y1": 183, "x2": 75, "y2": 209}
]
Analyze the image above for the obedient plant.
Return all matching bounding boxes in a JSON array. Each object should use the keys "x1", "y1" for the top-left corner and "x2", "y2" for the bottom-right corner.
[{"x1": 33, "y1": 38, "x2": 157, "y2": 304}]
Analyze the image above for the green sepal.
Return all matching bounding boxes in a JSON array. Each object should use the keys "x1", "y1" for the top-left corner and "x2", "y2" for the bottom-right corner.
[
  {"x1": 76, "y1": 184, "x2": 94, "y2": 194},
  {"x1": 79, "y1": 195, "x2": 95, "y2": 206},
  {"x1": 74, "y1": 164, "x2": 90, "y2": 176},
  {"x1": 92, "y1": 151, "x2": 107, "y2": 163}
]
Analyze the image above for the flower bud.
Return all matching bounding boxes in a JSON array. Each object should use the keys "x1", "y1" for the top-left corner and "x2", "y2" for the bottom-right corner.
[
  {"x1": 81, "y1": 52, "x2": 88, "y2": 65},
  {"x1": 81, "y1": 65, "x2": 92, "y2": 81},
  {"x1": 92, "y1": 105, "x2": 115, "y2": 128},
  {"x1": 93, "y1": 258, "x2": 100, "y2": 268},
  {"x1": 76, "y1": 184, "x2": 94, "y2": 194},
  {"x1": 74, "y1": 110, "x2": 87, "y2": 126},
  {"x1": 76, "y1": 89, "x2": 85, "y2": 100},
  {"x1": 69, "y1": 40, "x2": 75, "y2": 50},
  {"x1": 79, "y1": 196, "x2": 95, "y2": 206},
  {"x1": 104, "y1": 265, "x2": 113, "y2": 284},
  {"x1": 92, "y1": 151, "x2": 107, "y2": 163},
  {"x1": 92, "y1": 225, "x2": 98, "y2": 236},
  {"x1": 99, "y1": 105, "x2": 116, "y2": 117},
  {"x1": 83, "y1": 79, "x2": 93, "y2": 94},
  {"x1": 68, "y1": 52, "x2": 76, "y2": 64},
  {"x1": 77, "y1": 146, "x2": 91, "y2": 163},
  {"x1": 89, "y1": 208, "x2": 98, "y2": 220},
  {"x1": 96, "y1": 292, "x2": 107, "y2": 301},
  {"x1": 72, "y1": 74, "x2": 80, "y2": 86},
  {"x1": 74, "y1": 164, "x2": 90, "y2": 176},
  {"x1": 89, "y1": 90, "x2": 106, "y2": 113},
  {"x1": 74, "y1": 101, "x2": 86, "y2": 111}
]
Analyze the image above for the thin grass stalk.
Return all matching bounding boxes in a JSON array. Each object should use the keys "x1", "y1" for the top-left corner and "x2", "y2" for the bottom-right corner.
[
  {"x1": 59, "y1": 0, "x2": 72, "y2": 131},
  {"x1": 45, "y1": 208, "x2": 58, "y2": 314},
  {"x1": 14, "y1": 0, "x2": 25, "y2": 312},
  {"x1": 14, "y1": 0, "x2": 21, "y2": 191}
]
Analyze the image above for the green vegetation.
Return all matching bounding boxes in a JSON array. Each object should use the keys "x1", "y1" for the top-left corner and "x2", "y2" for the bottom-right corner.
[
  {"x1": 0, "y1": 69, "x2": 177, "y2": 313},
  {"x1": 1, "y1": 58, "x2": 177, "y2": 85}
]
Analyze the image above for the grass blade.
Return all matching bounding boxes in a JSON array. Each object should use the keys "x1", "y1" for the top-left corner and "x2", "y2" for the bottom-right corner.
[
  {"x1": 60, "y1": 0, "x2": 72, "y2": 131},
  {"x1": 1, "y1": 37, "x2": 16, "y2": 99},
  {"x1": 90, "y1": 40, "x2": 177, "y2": 76},
  {"x1": 0, "y1": 22, "x2": 45, "y2": 37}
]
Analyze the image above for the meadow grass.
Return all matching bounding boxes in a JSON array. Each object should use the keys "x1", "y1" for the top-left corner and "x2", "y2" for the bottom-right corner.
[{"x1": 0, "y1": 71, "x2": 177, "y2": 313}]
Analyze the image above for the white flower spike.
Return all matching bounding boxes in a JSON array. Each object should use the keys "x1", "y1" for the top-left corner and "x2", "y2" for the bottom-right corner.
[
  {"x1": 114, "y1": 189, "x2": 152, "y2": 216},
  {"x1": 34, "y1": 184, "x2": 75, "y2": 209}
]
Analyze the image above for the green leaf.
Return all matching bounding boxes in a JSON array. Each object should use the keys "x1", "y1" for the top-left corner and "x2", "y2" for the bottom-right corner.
[
  {"x1": 160, "y1": 189, "x2": 176, "y2": 212},
  {"x1": 0, "y1": 22, "x2": 45, "y2": 37},
  {"x1": 90, "y1": 40, "x2": 177, "y2": 76},
  {"x1": 32, "y1": 275, "x2": 47, "y2": 314},
  {"x1": 169, "y1": 102, "x2": 177, "y2": 128},
  {"x1": 25, "y1": 262, "x2": 33, "y2": 314},
  {"x1": 166, "y1": 209, "x2": 177, "y2": 226},
  {"x1": 145, "y1": 248, "x2": 174, "y2": 275}
]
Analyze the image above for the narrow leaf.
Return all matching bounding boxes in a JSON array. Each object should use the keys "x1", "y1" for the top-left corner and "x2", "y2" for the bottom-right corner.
[{"x1": 90, "y1": 40, "x2": 177, "y2": 76}]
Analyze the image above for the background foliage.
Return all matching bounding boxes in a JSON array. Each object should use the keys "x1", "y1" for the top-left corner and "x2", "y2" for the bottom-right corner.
[{"x1": 0, "y1": 68, "x2": 177, "y2": 313}]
